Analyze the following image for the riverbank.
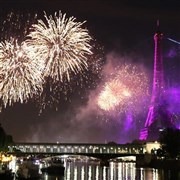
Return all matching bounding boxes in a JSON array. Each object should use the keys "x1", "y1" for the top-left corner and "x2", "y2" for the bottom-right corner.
[
  {"x1": 136, "y1": 154, "x2": 180, "y2": 169},
  {"x1": 150, "y1": 159, "x2": 180, "y2": 169}
]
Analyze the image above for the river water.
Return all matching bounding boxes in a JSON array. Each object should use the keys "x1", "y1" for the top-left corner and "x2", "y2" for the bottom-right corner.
[{"x1": 38, "y1": 161, "x2": 180, "y2": 180}]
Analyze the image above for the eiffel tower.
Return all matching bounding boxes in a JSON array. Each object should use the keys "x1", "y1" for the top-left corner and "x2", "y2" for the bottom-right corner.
[{"x1": 139, "y1": 21, "x2": 175, "y2": 141}]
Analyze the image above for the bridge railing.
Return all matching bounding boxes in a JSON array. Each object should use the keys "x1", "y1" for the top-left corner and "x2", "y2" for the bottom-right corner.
[{"x1": 8, "y1": 143, "x2": 146, "y2": 155}]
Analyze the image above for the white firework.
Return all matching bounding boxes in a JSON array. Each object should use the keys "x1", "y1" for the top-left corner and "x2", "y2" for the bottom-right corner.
[
  {"x1": 0, "y1": 38, "x2": 44, "y2": 107},
  {"x1": 25, "y1": 11, "x2": 92, "y2": 82}
]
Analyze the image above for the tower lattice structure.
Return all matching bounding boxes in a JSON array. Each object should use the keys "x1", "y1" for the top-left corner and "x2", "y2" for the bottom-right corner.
[{"x1": 139, "y1": 24, "x2": 174, "y2": 141}]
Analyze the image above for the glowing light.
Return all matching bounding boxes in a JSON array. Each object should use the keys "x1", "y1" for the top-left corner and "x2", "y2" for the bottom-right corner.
[
  {"x1": 98, "y1": 80, "x2": 131, "y2": 111},
  {"x1": 0, "y1": 153, "x2": 14, "y2": 162},
  {"x1": 0, "y1": 38, "x2": 44, "y2": 107},
  {"x1": 97, "y1": 64, "x2": 149, "y2": 113},
  {"x1": 167, "y1": 38, "x2": 180, "y2": 45},
  {"x1": 36, "y1": 44, "x2": 103, "y2": 113},
  {"x1": 26, "y1": 11, "x2": 93, "y2": 82}
]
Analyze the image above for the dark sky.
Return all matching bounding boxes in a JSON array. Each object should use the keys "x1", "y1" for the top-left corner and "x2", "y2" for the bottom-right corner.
[{"x1": 0, "y1": 0, "x2": 180, "y2": 144}]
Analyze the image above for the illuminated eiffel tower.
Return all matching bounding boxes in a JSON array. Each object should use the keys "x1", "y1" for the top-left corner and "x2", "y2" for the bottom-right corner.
[{"x1": 139, "y1": 21, "x2": 174, "y2": 141}]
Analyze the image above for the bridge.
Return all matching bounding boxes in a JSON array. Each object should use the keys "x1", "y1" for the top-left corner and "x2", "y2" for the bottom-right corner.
[{"x1": 8, "y1": 142, "x2": 149, "y2": 157}]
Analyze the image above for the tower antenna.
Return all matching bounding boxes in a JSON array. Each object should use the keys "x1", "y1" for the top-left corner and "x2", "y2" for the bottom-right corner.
[
  {"x1": 157, "y1": 20, "x2": 159, "y2": 27},
  {"x1": 157, "y1": 20, "x2": 160, "y2": 31}
]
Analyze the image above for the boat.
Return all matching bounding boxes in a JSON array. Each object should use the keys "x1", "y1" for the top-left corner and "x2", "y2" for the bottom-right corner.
[
  {"x1": 41, "y1": 158, "x2": 65, "y2": 176},
  {"x1": 41, "y1": 164, "x2": 65, "y2": 176}
]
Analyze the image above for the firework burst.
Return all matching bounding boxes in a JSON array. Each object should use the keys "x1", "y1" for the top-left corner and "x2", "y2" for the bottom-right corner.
[
  {"x1": 26, "y1": 11, "x2": 92, "y2": 82},
  {"x1": 36, "y1": 43, "x2": 104, "y2": 113},
  {"x1": 97, "y1": 64, "x2": 149, "y2": 113},
  {"x1": 0, "y1": 38, "x2": 44, "y2": 107},
  {"x1": 98, "y1": 79, "x2": 131, "y2": 111}
]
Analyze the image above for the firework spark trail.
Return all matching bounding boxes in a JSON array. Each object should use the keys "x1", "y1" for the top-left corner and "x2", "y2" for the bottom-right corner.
[
  {"x1": 26, "y1": 11, "x2": 93, "y2": 83},
  {"x1": 0, "y1": 11, "x2": 37, "y2": 41},
  {"x1": 0, "y1": 11, "x2": 99, "y2": 111},
  {"x1": 36, "y1": 44, "x2": 104, "y2": 113},
  {"x1": 0, "y1": 38, "x2": 44, "y2": 107},
  {"x1": 97, "y1": 64, "x2": 149, "y2": 113}
]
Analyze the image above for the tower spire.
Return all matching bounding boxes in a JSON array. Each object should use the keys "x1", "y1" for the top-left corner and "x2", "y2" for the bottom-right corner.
[
  {"x1": 157, "y1": 20, "x2": 159, "y2": 28},
  {"x1": 156, "y1": 20, "x2": 160, "y2": 32},
  {"x1": 139, "y1": 23, "x2": 174, "y2": 141}
]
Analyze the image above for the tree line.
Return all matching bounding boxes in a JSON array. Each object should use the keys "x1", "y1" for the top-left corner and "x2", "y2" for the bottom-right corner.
[{"x1": 0, "y1": 124, "x2": 13, "y2": 152}]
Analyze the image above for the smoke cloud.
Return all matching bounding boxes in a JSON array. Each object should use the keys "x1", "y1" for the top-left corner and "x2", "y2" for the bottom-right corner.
[{"x1": 20, "y1": 51, "x2": 151, "y2": 144}]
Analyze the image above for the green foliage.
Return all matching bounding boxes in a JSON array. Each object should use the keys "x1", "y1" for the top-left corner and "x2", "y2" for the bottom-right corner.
[
  {"x1": 156, "y1": 148, "x2": 165, "y2": 157},
  {"x1": 159, "y1": 128, "x2": 180, "y2": 158}
]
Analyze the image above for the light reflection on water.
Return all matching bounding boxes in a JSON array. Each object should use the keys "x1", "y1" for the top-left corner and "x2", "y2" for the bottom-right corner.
[
  {"x1": 13, "y1": 160, "x2": 179, "y2": 180},
  {"x1": 40, "y1": 161, "x2": 163, "y2": 180}
]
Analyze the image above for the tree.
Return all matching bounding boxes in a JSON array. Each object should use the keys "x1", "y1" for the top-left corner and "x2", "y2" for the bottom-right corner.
[
  {"x1": 0, "y1": 124, "x2": 13, "y2": 151},
  {"x1": 159, "y1": 128, "x2": 180, "y2": 158},
  {"x1": 0, "y1": 124, "x2": 6, "y2": 150}
]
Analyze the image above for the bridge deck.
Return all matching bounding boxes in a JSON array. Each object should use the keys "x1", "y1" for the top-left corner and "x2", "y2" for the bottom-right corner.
[{"x1": 8, "y1": 143, "x2": 146, "y2": 155}]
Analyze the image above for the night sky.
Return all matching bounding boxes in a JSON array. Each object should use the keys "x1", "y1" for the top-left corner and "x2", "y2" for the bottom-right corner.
[{"x1": 0, "y1": 0, "x2": 179, "y2": 144}]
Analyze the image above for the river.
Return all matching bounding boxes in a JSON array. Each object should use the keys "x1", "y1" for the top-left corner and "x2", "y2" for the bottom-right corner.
[
  {"x1": 39, "y1": 160, "x2": 180, "y2": 180},
  {"x1": 5, "y1": 156, "x2": 180, "y2": 180}
]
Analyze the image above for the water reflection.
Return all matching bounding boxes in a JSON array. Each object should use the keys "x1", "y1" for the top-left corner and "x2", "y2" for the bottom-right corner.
[
  {"x1": 62, "y1": 161, "x2": 180, "y2": 180},
  {"x1": 41, "y1": 174, "x2": 64, "y2": 180},
  {"x1": 5, "y1": 159, "x2": 180, "y2": 179},
  {"x1": 110, "y1": 162, "x2": 136, "y2": 179},
  {"x1": 63, "y1": 161, "x2": 158, "y2": 180},
  {"x1": 65, "y1": 161, "x2": 102, "y2": 180},
  {"x1": 136, "y1": 168, "x2": 160, "y2": 180}
]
